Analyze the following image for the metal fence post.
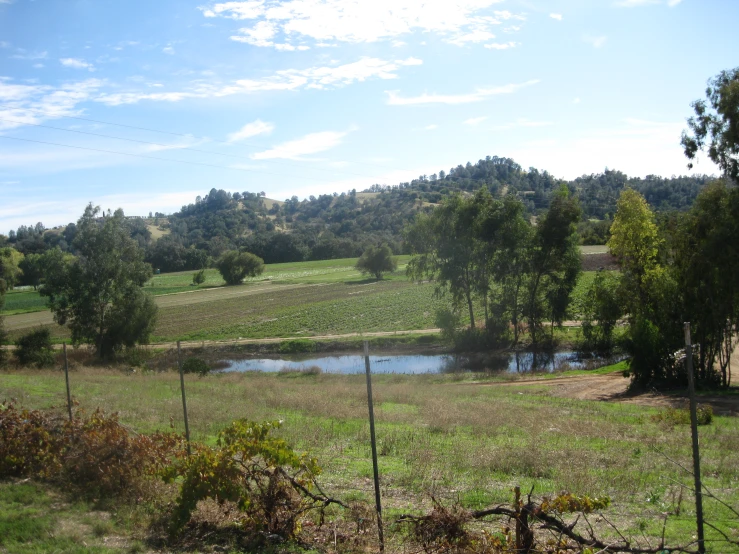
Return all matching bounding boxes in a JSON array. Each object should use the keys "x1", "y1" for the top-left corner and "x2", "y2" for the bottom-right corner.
[
  {"x1": 684, "y1": 322, "x2": 705, "y2": 554},
  {"x1": 364, "y1": 341, "x2": 384, "y2": 552},
  {"x1": 63, "y1": 343, "x2": 72, "y2": 421},
  {"x1": 177, "y1": 341, "x2": 191, "y2": 455}
]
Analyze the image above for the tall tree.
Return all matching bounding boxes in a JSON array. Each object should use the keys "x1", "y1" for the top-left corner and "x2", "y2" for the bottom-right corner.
[
  {"x1": 524, "y1": 186, "x2": 582, "y2": 346},
  {"x1": 0, "y1": 247, "x2": 24, "y2": 289},
  {"x1": 406, "y1": 191, "x2": 491, "y2": 329},
  {"x1": 681, "y1": 67, "x2": 739, "y2": 181},
  {"x1": 674, "y1": 181, "x2": 739, "y2": 386},
  {"x1": 40, "y1": 205, "x2": 157, "y2": 358}
]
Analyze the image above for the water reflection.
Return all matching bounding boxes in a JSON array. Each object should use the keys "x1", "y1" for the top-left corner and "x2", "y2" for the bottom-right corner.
[{"x1": 220, "y1": 351, "x2": 622, "y2": 375}]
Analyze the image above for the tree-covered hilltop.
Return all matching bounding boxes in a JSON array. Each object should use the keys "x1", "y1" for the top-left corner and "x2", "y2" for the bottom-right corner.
[{"x1": 1, "y1": 155, "x2": 714, "y2": 275}]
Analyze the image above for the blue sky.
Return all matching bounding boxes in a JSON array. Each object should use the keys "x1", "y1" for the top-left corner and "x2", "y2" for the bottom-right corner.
[{"x1": 1, "y1": 0, "x2": 736, "y2": 232}]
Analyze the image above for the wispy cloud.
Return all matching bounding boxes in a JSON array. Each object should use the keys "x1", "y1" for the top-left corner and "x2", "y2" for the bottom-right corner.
[
  {"x1": 423, "y1": 124, "x2": 438, "y2": 131},
  {"x1": 484, "y1": 41, "x2": 517, "y2": 49},
  {"x1": 60, "y1": 58, "x2": 95, "y2": 71},
  {"x1": 582, "y1": 34, "x2": 607, "y2": 48},
  {"x1": 11, "y1": 49, "x2": 47, "y2": 60},
  {"x1": 162, "y1": 45, "x2": 175, "y2": 55},
  {"x1": 0, "y1": 78, "x2": 105, "y2": 130},
  {"x1": 251, "y1": 130, "x2": 348, "y2": 160},
  {"x1": 550, "y1": 13, "x2": 563, "y2": 20},
  {"x1": 614, "y1": 0, "x2": 681, "y2": 6},
  {"x1": 96, "y1": 57, "x2": 422, "y2": 105},
  {"x1": 202, "y1": 0, "x2": 524, "y2": 49},
  {"x1": 464, "y1": 116, "x2": 487, "y2": 125},
  {"x1": 227, "y1": 119, "x2": 275, "y2": 142},
  {"x1": 491, "y1": 118, "x2": 553, "y2": 130},
  {"x1": 385, "y1": 79, "x2": 539, "y2": 106}
]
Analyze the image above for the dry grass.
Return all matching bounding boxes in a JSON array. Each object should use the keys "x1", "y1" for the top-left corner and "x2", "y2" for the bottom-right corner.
[{"x1": 2, "y1": 366, "x2": 739, "y2": 551}]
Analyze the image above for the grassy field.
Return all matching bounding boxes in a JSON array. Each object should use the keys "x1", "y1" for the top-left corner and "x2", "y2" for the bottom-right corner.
[{"x1": 1, "y1": 365, "x2": 737, "y2": 552}]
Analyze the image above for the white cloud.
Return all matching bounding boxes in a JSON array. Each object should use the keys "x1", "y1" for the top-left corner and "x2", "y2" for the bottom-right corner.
[
  {"x1": 573, "y1": 97, "x2": 581, "y2": 104},
  {"x1": 392, "y1": 40, "x2": 406, "y2": 47},
  {"x1": 550, "y1": 13, "x2": 563, "y2": 20},
  {"x1": 251, "y1": 130, "x2": 348, "y2": 160},
  {"x1": 162, "y1": 45, "x2": 176, "y2": 55},
  {"x1": 96, "y1": 57, "x2": 422, "y2": 105},
  {"x1": 60, "y1": 58, "x2": 95, "y2": 71},
  {"x1": 227, "y1": 119, "x2": 275, "y2": 142},
  {"x1": 386, "y1": 79, "x2": 539, "y2": 106},
  {"x1": 11, "y1": 50, "x2": 47, "y2": 60},
  {"x1": 0, "y1": 78, "x2": 104, "y2": 130},
  {"x1": 492, "y1": 118, "x2": 553, "y2": 130},
  {"x1": 614, "y1": 0, "x2": 681, "y2": 6},
  {"x1": 464, "y1": 116, "x2": 487, "y2": 125},
  {"x1": 508, "y1": 118, "x2": 715, "y2": 180},
  {"x1": 1, "y1": 190, "x2": 205, "y2": 233},
  {"x1": 0, "y1": 41, "x2": 9, "y2": 48},
  {"x1": 582, "y1": 34, "x2": 607, "y2": 48},
  {"x1": 423, "y1": 124, "x2": 438, "y2": 130},
  {"x1": 203, "y1": 0, "x2": 524, "y2": 49},
  {"x1": 484, "y1": 41, "x2": 517, "y2": 49}
]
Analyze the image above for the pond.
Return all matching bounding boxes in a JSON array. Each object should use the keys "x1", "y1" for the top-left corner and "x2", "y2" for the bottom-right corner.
[{"x1": 219, "y1": 351, "x2": 622, "y2": 375}]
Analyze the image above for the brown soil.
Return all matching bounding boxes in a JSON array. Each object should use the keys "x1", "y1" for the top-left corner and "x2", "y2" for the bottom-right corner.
[{"x1": 481, "y1": 371, "x2": 739, "y2": 416}]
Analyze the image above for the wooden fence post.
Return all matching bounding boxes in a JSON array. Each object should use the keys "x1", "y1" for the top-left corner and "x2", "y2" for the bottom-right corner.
[
  {"x1": 684, "y1": 322, "x2": 705, "y2": 554},
  {"x1": 364, "y1": 341, "x2": 384, "y2": 552},
  {"x1": 63, "y1": 343, "x2": 72, "y2": 421},
  {"x1": 177, "y1": 341, "x2": 191, "y2": 455}
]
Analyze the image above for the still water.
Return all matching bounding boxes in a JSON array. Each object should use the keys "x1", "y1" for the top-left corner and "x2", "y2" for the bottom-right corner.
[{"x1": 221, "y1": 351, "x2": 617, "y2": 375}]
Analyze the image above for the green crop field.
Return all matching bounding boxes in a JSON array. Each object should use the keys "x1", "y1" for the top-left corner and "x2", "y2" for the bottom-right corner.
[
  {"x1": 1, "y1": 366, "x2": 737, "y2": 552},
  {"x1": 2, "y1": 290, "x2": 49, "y2": 315},
  {"x1": 3, "y1": 265, "x2": 607, "y2": 345}
]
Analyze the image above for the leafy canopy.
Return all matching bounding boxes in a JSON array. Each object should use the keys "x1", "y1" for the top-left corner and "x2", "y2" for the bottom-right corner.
[
  {"x1": 355, "y1": 244, "x2": 397, "y2": 280},
  {"x1": 40, "y1": 204, "x2": 157, "y2": 358},
  {"x1": 216, "y1": 250, "x2": 265, "y2": 285},
  {"x1": 682, "y1": 67, "x2": 739, "y2": 181}
]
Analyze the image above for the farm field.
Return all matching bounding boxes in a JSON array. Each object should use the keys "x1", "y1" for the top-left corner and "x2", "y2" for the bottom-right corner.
[
  {"x1": 3, "y1": 255, "x2": 610, "y2": 344},
  {"x1": 1, "y1": 366, "x2": 737, "y2": 552}
]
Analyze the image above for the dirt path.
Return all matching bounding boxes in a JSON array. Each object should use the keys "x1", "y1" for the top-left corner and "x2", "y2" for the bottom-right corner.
[
  {"x1": 3, "y1": 281, "x2": 325, "y2": 332},
  {"x1": 473, "y1": 371, "x2": 739, "y2": 416}
]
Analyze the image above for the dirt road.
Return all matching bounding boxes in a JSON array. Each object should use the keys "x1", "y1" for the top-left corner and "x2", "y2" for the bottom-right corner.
[{"x1": 474, "y1": 371, "x2": 739, "y2": 415}]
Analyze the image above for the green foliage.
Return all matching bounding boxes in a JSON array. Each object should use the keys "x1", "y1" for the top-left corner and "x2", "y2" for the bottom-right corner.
[
  {"x1": 192, "y1": 268, "x2": 206, "y2": 285},
  {"x1": 579, "y1": 271, "x2": 623, "y2": 355},
  {"x1": 216, "y1": 250, "x2": 265, "y2": 285},
  {"x1": 539, "y1": 492, "x2": 611, "y2": 514},
  {"x1": 0, "y1": 247, "x2": 24, "y2": 289},
  {"x1": 355, "y1": 244, "x2": 397, "y2": 280},
  {"x1": 682, "y1": 67, "x2": 739, "y2": 181},
  {"x1": 0, "y1": 280, "x2": 6, "y2": 365},
  {"x1": 182, "y1": 356, "x2": 210, "y2": 375},
  {"x1": 652, "y1": 405, "x2": 713, "y2": 426},
  {"x1": 168, "y1": 419, "x2": 322, "y2": 538},
  {"x1": 15, "y1": 328, "x2": 55, "y2": 368},
  {"x1": 39, "y1": 205, "x2": 157, "y2": 358},
  {"x1": 673, "y1": 181, "x2": 739, "y2": 386},
  {"x1": 278, "y1": 339, "x2": 317, "y2": 354}
]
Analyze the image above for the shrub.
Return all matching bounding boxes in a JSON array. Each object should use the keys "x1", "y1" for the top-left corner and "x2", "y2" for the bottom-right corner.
[
  {"x1": 15, "y1": 328, "x2": 55, "y2": 368},
  {"x1": 216, "y1": 251, "x2": 264, "y2": 286},
  {"x1": 167, "y1": 419, "x2": 335, "y2": 541},
  {"x1": 0, "y1": 401, "x2": 185, "y2": 497},
  {"x1": 182, "y1": 357, "x2": 210, "y2": 376},
  {"x1": 653, "y1": 405, "x2": 714, "y2": 426},
  {"x1": 192, "y1": 269, "x2": 206, "y2": 285},
  {"x1": 278, "y1": 339, "x2": 316, "y2": 354},
  {"x1": 355, "y1": 245, "x2": 397, "y2": 280}
]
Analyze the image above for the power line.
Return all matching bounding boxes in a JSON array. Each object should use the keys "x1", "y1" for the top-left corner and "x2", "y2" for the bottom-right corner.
[
  {"x1": 0, "y1": 116, "x2": 378, "y2": 180},
  {"x1": 0, "y1": 134, "x2": 330, "y2": 182},
  {"x1": 12, "y1": 108, "x2": 415, "y2": 174}
]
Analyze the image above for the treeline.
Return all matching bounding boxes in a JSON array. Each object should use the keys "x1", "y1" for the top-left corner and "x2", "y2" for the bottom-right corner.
[{"x1": 0, "y1": 156, "x2": 713, "y2": 280}]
